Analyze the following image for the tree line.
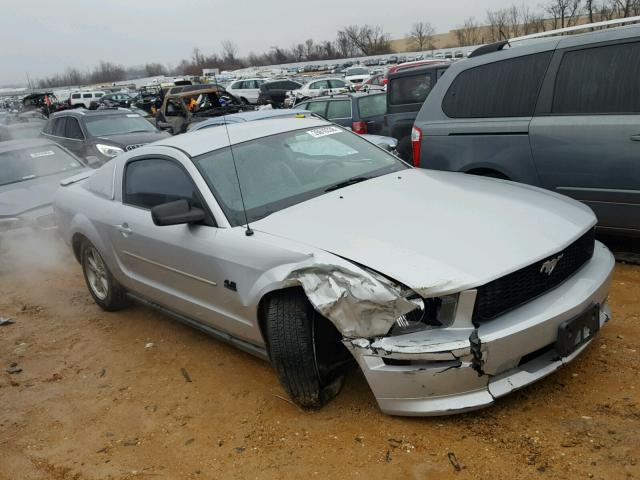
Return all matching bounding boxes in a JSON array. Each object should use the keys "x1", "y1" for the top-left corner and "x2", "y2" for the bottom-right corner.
[{"x1": 36, "y1": 2, "x2": 640, "y2": 88}]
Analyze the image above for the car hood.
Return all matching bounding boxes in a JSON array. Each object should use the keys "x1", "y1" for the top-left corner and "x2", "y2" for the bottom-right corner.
[
  {"x1": 252, "y1": 169, "x2": 596, "y2": 296},
  {"x1": 0, "y1": 168, "x2": 88, "y2": 217},
  {"x1": 95, "y1": 130, "x2": 170, "y2": 148}
]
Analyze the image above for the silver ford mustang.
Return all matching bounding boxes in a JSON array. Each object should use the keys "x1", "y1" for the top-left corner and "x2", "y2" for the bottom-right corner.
[{"x1": 54, "y1": 117, "x2": 615, "y2": 416}]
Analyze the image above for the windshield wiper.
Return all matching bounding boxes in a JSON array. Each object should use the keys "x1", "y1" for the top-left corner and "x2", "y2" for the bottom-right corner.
[{"x1": 324, "y1": 176, "x2": 370, "y2": 192}]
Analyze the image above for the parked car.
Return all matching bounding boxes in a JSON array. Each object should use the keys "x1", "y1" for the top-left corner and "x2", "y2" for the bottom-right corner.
[
  {"x1": 257, "y1": 80, "x2": 303, "y2": 108},
  {"x1": 155, "y1": 86, "x2": 252, "y2": 134},
  {"x1": 0, "y1": 139, "x2": 88, "y2": 239},
  {"x1": 70, "y1": 91, "x2": 106, "y2": 109},
  {"x1": 414, "y1": 24, "x2": 640, "y2": 237},
  {"x1": 225, "y1": 78, "x2": 267, "y2": 104},
  {"x1": 384, "y1": 63, "x2": 450, "y2": 160},
  {"x1": 344, "y1": 67, "x2": 370, "y2": 86},
  {"x1": 295, "y1": 92, "x2": 387, "y2": 135},
  {"x1": 54, "y1": 116, "x2": 614, "y2": 416},
  {"x1": 0, "y1": 113, "x2": 47, "y2": 141},
  {"x1": 41, "y1": 109, "x2": 169, "y2": 167},
  {"x1": 357, "y1": 74, "x2": 385, "y2": 92},
  {"x1": 285, "y1": 78, "x2": 351, "y2": 106},
  {"x1": 98, "y1": 92, "x2": 135, "y2": 108}
]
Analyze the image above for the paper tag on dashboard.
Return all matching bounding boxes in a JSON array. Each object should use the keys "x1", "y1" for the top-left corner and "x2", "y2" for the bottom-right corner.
[
  {"x1": 30, "y1": 150, "x2": 55, "y2": 158},
  {"x1": 307, "y1": 126, "x2": 342, "y2": 138}
]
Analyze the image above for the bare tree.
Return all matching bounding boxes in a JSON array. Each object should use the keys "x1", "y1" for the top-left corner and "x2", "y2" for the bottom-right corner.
[
  {"x1": 454, "y1": 17, "x2": 482, "y2": 46},
  {"x1": 221, "y1": 40, "x2": 238, "y2": 61},
  {"x1": 508, "y1": 5, "x2": 521, "y2": 36},
  {"x1": 408, "y1": 21, "x2": 436, "y2": 50},
  {"x1": 486, "y1": 8, "x2": 509, "y2": 41},
  {"x1": 544, "y1": 0, "x2": 583, "y2": 29},
  {"x1": 339, "y1": 24, "x2": 392, "y2": 55}
]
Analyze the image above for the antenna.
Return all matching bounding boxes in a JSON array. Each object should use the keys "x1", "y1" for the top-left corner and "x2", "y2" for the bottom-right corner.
[{"x1": 213, "y1": 73, "x2": 253, "y2": 236}]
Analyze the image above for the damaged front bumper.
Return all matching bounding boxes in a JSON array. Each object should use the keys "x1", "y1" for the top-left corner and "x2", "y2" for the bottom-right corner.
[{"x1": 345, "y1": 242, "x2": 615, "y2": 416}]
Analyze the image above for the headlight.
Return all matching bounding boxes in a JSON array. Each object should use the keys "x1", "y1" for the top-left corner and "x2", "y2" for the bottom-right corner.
[
  {"x1": 389, "y1": 294, "x2": 459, "y2": 336},
  {"x1": 96, "y1": 144, "x2": 124, "y2": 158}
]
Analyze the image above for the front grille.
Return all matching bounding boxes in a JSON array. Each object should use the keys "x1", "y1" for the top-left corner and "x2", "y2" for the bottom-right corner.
[
  {"x1": 473, "y1": 228, "x2": 596, "y2": 324},
  {"x1": 125, "y1": 143, "x2": 146, "y2": 151}
]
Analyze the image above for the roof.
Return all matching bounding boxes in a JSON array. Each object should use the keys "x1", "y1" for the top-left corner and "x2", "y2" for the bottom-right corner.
[
  {"x1": 156, "y1": 117, "x2": 328, "y2": 157},
  {"x1": 50, "y1": 108, "x2": 137, "y2": 118},
  {"x1": 190, "y1": 108, "x2": 312, "y2": 130},
  {"x1": 0, "y1": 138, "x2": 56, "y2": 154},
  {"x1": 305, "y1": 91, "x2": 385, "y2": 101}
]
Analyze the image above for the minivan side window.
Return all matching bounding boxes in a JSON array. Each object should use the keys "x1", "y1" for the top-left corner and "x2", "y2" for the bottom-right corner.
[
  {"x1": 552, "y1": 41, "x2": 640, "y2": 114},
  {"x1": 442, "y1": 51, "x2": 552, "y2": 118},
  {"x1": 124, "y1": 158, "x2": 198, "y2": 210}
]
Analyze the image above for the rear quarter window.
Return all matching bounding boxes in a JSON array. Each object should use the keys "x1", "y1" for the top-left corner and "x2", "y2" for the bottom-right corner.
[
  {"x1": 442, "y1": 51, "x2": 552, "y2": 118},
  {"x1": 552, "y1": 41, "x2": 640, "y2": 114},
  {"x1": 358, "y1": 94, "x2": 386, "y2": 117}
]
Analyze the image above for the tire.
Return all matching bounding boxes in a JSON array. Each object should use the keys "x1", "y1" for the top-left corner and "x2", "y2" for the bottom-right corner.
[
  {"x1": 397, "y1": 135, "x2": 412, "y2": 162},
  {"x1": 266, "y1": 289, "x2": 348, "y2": 409},
  {"x1": 240, "y1": 97, "x2": 249, "y2": 105},
  {"x1": 81, "y1": 240, "x2": 128, "y2": 311}
]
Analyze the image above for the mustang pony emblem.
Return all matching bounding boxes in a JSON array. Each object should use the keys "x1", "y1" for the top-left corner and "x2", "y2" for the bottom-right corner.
[{"x1": 540, "y1": 254, "x2": 564, "y2": 275}]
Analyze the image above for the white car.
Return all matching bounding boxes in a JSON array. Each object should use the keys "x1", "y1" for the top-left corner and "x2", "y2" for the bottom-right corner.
[
  {"x1": 344, "y1": 67, "x2": 370, "y2": 86},
  {"x1": 69, "y1": 91, "x2": 106, "y2": 109},
  {"x1": 285, "y1": 78, "x2": 350, "y2": 106},
  {"x1": 225, "y1": 78, "x2": 267, "y2": 104}
]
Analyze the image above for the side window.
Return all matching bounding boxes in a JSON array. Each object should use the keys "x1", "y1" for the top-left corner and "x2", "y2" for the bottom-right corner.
[
  {"x1": 71, "y1": 93, "x2": 81, "y2": 99},
  {"x1": 358, "y1": 94, "x2": 386, "y2": 118},
  {"x1": 65, "y1": 117, "x2": 84, "y2": 139},
  {"x1": 307, "y1": 101, "x2": 328, "y2": 116},
  {"x1": 310, "y1": 81, "x2": 328, "y2": 90},
  {"x1": 124, "y1": 159, "x2": 199, "y2": 209},
  {"x1": 83, "y1": 93, "x2": 92, "y2": 99},
  {"x1": 95, "y1": 93, "x2": 103, "y2": 98},
  {"x1": 443, "y1": 51, "x2": 552, "y2": 118},
  {"x1": 390, "y1": 73, "x2": 434, "y2": 105},
  {"x1": 296, "y1": 102, "x2": 309, "y2": 110},
  {"x1": 53, "y1": 117, "x2": 67, "y2": 137},
  {"x1": 329, "y1": 79, "x2": 346, "y2": 88},
  {"x1": 327, "y1": 100, "x2": 352, "y2": 119},
  {"x1": 552, "y1": 41, "x2": 640, "y2": 114}
]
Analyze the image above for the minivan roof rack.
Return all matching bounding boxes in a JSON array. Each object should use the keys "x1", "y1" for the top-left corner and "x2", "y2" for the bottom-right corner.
[{"x1": 469, "y1": 16, "x2": 640, "y2": 58}]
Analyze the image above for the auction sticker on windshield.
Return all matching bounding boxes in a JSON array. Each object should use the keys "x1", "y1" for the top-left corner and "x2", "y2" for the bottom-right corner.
[
  {"x1": 307, "y1": 126, "x2": 342, "y2": 138},
  {"x1": 29, "y1": 150, "x2": 56, "y2": 158}
]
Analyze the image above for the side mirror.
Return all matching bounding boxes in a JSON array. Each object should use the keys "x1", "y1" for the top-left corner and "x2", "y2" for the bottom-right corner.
[
  {"x1": 156, "y1": 121, "x2": 174, "y2": 134},
  {"x1": 151, "y1": 199, "x2": 205, "y2": 226}
]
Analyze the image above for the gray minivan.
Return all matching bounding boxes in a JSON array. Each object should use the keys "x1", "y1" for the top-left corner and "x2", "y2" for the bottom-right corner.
[{"x1": 413, "y1": 24, "x2": 640, "y2": 237}]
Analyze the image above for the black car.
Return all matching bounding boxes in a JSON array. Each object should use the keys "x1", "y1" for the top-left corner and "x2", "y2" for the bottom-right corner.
[
  {"x1": 98, "y1": 92, "x2": 135, "y2": 108},
  {"x1": 41, "y1": 109, "x2": 170, "y2": 167},
  {"x1": 295, "y1": 92, "x2": 387, "y2": 135},
  {"x1": 383, "y1": 63, "x2": 450, "y2": 160},
  {"x1": 258, "y1": 80, "x2": 303, "y2": 108}
]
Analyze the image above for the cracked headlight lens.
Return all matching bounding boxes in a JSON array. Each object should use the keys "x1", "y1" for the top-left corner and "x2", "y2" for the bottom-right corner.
[
  {"x1": 96, "y1": 144, "x2": 124, "y2": 158},
  {"x1": 389, "y1": 294, "x2": 459, "y2": 336}
]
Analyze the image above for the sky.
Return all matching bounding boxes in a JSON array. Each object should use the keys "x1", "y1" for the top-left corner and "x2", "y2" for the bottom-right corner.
[{"x1": 1, "y1": 0, "x2": 521, "y2": 86}]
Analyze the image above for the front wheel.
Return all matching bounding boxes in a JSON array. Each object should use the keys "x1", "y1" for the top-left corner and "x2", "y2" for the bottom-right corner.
[
  {"x1": 266, "y1": 289, "x2": 351, "y2": 409},
  {"x1": 81, "y1": 241, "x2": 128, "y2": 311}
]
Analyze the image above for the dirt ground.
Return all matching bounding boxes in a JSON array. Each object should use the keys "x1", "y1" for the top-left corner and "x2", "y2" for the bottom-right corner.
[{"x1": 1, "y1": 249, "x2": 638, "y2": 480}]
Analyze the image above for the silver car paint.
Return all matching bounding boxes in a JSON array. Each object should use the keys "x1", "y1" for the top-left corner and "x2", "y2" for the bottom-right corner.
[{"x1": 54, "y1": 118, "x2": 614, "y2": 416}]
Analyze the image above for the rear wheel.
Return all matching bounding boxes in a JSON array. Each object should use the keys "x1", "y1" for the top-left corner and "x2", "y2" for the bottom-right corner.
[
  {"x1": 81, "y1": 241, "x2": 128, "y2": 311},
  {"x1": 266, "y1": 289, "x2": 351, "y2": 409}
]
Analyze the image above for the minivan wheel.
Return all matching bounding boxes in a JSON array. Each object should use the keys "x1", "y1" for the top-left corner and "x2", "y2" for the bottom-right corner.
[
  {"x1": 81, "y1": 241, "x2": 128, "y2": 311},
  {"x1": 266, "y1": 289, "x2": 351, "y2": 409}
]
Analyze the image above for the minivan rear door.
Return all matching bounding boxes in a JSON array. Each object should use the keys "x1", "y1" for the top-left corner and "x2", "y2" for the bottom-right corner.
[{"x1": 530, "y1": 40, "x2": 640, "y2": 235}]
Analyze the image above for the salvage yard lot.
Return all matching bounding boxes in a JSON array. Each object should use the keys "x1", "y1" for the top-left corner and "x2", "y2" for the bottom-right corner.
[{"x1": 0, "y1": 257, "x2": 638, "y2": 480}]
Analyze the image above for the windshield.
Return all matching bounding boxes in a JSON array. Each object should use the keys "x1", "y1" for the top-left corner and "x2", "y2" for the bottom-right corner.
[
  {"x1": 194, "y1": 126, "x2": 407, "y2": 226},
  {"x1": 347, "y1": 68, "x2": 368, "y2": 75},
  {"x1": 84, "y1": 114, "x2": 156, "y2": 136},
  {"x1": 0, "y1": 145, "x2": 83, "y2": 187}
]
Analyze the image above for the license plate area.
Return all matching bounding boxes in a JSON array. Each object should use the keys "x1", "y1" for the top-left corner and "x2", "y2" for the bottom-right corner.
[{"x1": 556, "y1": 304, "x2": 600, "y2": 357}]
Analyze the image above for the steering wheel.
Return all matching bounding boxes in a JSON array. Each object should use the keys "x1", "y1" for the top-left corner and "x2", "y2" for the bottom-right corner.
[{"x1": 313, "y1": 160, "x2": 343, "y2": 177}]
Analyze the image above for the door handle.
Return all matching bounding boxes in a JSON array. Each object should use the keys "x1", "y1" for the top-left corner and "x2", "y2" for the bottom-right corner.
[
  {"x1": 116, "y1": 223, "x2": 133, "y2": 237},
  {"x1": 631, "y1": 135, "x2": 640, "y2": 142}
]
